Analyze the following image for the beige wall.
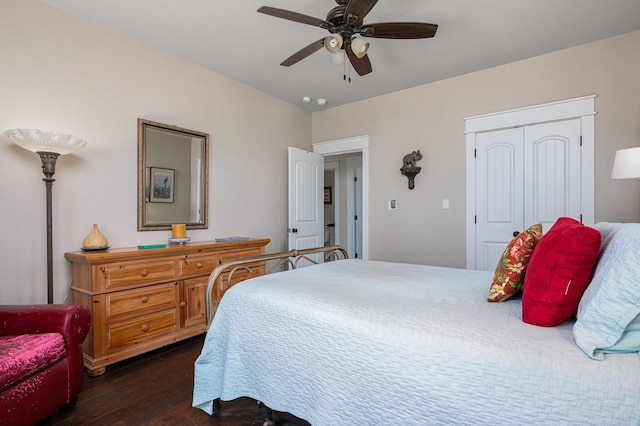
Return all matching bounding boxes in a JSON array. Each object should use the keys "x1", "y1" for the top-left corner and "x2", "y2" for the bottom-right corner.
[
  {"x1": 2, "y1": 1, "x2": 639, "y2": 304},
  {"x1": 312, "y1": 30, "x2": 640, "y2": 267},
  {"x1": 0, "y1": 0, "x2": 310, "y2": 303}
]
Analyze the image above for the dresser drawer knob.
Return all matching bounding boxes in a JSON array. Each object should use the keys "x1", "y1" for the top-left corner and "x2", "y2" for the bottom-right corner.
[
  {"x1": 140, "y1": 270, "x2": 148, "y2": 277},
  {"x1": 140, "y1": 296, "x2": 149, "y2": 304},
  {"x1": 141, "y1": 324, "x2": 149, "y2": 332},
  {"x1": 180, "y1": 301, "x2": 186, "y2": 308},
  {"x1": 196, "y1": 262, "x2": 203, "y2": 268}
]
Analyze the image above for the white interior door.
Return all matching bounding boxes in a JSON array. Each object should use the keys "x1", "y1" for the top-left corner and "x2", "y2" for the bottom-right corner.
[
  {"x1": 474, "y1": 119, "x2": 582, "y2": 271},
  {"x1": 475, "y1": 128, "x2": 524, "y2": 271},
  {"x1": 465, "y1": 96, "x2": 595, "y2": 270},
  {"x1": 524, "y1": 119, "x2": 582, "y2": 232},
  {"x1": 288, "y1": 147, "x2": 324, "y2": 264}
]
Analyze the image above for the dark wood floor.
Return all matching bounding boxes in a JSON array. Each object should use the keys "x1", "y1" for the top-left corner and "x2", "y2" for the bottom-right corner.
[{"x1": 41, "y1": 335, "x2": 305, "y2": 425}]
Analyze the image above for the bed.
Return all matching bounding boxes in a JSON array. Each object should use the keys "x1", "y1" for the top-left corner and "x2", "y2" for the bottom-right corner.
[{"x1": 193, "y1": 224, "x2": 640, "y2": 425}]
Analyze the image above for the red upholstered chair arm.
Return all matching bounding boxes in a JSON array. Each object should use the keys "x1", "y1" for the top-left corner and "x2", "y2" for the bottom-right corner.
[
  {"x1": 0, "y1": 304, "x2": 91, "y2": 400},
  {"x1": 0, "y1": 304, "x2": 91, "y2": 345}
]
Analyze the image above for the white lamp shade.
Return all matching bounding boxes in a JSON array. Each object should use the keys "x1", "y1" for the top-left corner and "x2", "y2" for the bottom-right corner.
[
  {"x1": 324, "y1": 34, "x2": 343, "y2": 53},
  {"x1": 350, "y1": 37, "x2": 369, "y2": 59},
  {"x1": 611, "y1": 147, "x2": 640, "y2": 179},
  {"x1": 4, "y1": 128, "x2": 86, "y2": 155}
]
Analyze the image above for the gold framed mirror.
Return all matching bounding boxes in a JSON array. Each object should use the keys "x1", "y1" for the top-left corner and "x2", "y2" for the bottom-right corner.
[{"x1": 137, "y1": 119, "x2": 209, "y2": 231}]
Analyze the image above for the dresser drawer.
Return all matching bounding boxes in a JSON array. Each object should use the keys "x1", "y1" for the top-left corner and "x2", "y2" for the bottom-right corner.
[
  {"x1": 180, "y1": 254, "x2": 217, "y2": 277},
  {"x1": 102, "y1": 260, "x2": 177, "y2": 290},
  {"x1": 106, "y1": 310, "x2": 178, "y2": 352},
  {"x1": 106, "y1": 283, "x2": 177, "y2": 322},
  {"x1": 218, "y1": 249, "x2": 262, "y2": 264}
]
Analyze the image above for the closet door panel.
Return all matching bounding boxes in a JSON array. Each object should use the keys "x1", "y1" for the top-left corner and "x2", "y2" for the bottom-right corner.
[
  {"x1": 524, "y1": 119, "x2": 582, "y2": 232},
  {"x1": 475, "y1": 128, "x2": 524, "y2": 271}
]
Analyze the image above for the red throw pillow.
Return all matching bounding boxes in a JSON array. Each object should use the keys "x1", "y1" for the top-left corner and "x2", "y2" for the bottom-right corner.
[
  {"x1": 488, "y1": 224, "x2": 543, "y2": 302},
  {"x1": 522, "y1": 217, "x2": 601, "y2": 327}
]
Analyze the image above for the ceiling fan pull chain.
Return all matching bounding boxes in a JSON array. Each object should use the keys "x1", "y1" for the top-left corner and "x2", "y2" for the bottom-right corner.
[{"x1": 343, "y1": 56, "x2": 347, "y2": 81}]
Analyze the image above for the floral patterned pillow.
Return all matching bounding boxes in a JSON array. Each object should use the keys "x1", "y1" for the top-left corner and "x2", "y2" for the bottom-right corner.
[{"x1": 488, "y1": 224, "x2": 543, "y2": 302}]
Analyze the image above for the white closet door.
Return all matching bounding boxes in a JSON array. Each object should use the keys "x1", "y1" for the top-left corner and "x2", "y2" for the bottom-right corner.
[
  {"x1": 474, "y1": 120, "x2": 582, "y2": 271},
  {"x1": 475, "y1": 128, "x2": 524, "y2": 271},
  {"x1": 524, "y1": 119, "x2": 582, "y2": 233},
  {"x1": 465, "y1": 96, "x2": 595, "y2": 270}
]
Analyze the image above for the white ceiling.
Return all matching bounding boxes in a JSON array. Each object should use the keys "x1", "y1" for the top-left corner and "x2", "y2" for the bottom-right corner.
[{"x1": 42, "y1": 0, "x2": 640, "y2": 112}]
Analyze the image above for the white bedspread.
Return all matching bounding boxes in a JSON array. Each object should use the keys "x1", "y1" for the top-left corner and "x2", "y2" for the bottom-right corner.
[{"x1": 193, "y1": 260, "x2": 640, "y2": 425}]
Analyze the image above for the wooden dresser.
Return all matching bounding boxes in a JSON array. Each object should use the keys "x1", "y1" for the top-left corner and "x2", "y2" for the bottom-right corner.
[{"x1": 65, "y1": 238, "x2": 270, "y2": 376}]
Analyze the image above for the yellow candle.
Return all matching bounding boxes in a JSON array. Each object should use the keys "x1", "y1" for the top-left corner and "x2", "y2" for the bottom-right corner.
[{"x1": 172, "y1": 224, "x2": 186, "y2": 239}]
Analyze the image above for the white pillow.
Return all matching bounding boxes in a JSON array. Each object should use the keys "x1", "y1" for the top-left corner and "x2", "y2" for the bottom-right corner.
[
  {"x1": 573, "y1": 223, "x2": 640, "y2": 360},
  {"x1": 593, "y1": 222, "x2": 625, "y2": 256}
]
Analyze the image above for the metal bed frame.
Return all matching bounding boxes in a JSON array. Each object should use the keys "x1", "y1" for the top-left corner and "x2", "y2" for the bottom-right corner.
[{"x1": 205, "y1": 245, "x2": 349, "y2": 327}]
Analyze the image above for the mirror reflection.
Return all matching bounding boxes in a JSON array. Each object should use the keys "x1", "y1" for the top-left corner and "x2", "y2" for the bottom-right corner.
[{"x1": 137, "y1": 119, "x2": 209, "y2": 231}]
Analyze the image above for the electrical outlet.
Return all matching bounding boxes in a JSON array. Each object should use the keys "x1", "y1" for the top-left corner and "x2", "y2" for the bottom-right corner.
[{"x1": 442, "y1": 199, "x2": 449, "y2": 209}]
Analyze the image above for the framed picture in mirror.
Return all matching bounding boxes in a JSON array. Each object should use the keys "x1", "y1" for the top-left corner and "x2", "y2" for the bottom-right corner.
[{"x1": 150, "y1": 167, "x2": 174, "y2": 203}]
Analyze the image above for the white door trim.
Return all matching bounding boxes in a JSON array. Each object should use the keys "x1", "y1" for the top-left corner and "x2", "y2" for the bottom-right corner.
[
  {"x1": 313, "y1": 135, "x2": 369, "y2": 260},
  {"x1": 464, "y1": 95, "x2": 596, "y2": 133},
  {"x1": 465, "y1": 96, "x2": 596, "y2": 269}
]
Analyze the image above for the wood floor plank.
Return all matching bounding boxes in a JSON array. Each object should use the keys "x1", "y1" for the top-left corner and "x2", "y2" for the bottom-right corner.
[{"x1": 40, "y1": 336, "x2": 303, "y2": 426}]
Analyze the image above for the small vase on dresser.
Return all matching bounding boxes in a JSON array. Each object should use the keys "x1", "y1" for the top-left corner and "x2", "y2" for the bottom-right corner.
[{"x1": 82, "y1": 224, "x2": 109, "y2": 250}]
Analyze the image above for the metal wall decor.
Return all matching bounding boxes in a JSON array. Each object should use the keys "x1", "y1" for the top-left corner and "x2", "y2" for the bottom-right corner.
[{"x1": 400, "y1": 150, "x2": 422, "y2": 189}]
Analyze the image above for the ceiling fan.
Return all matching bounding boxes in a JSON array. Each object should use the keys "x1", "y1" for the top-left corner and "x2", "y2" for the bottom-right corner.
[{"x1": 257, "y1": 0, "x2": 438, "y2": 77}]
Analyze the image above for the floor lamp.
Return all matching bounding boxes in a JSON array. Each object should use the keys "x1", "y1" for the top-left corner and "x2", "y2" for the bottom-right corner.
[{"x1": 4, "y1": 129, "x2": 87, "y2": 304}]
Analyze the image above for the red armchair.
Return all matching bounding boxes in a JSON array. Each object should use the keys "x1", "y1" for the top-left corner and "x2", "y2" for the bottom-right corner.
[{"x1": 0, "y1": 304, "x2": 91, "y2": 425}]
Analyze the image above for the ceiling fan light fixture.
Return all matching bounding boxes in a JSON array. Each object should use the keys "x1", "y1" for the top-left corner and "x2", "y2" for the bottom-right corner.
[
  {"x1": 331, "y1": 51, "x2": 345, "y2": 65},
  {"x1": 324, "y1": 33, "x2": 343, "y2": 53},
  {"x1": 351, "y1": 37, "x2": 369, "y2": 59}
]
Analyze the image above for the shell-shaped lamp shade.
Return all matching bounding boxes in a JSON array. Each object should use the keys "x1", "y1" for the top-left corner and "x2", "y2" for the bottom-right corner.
[{"x1": 4, "y1": 128, "x2": 87, "y2": 155}]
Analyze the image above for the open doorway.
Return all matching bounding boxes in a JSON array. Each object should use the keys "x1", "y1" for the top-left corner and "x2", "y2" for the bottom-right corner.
[
  {"x1": 313, "y1": 136, "x2": 369, "y2": 260},
  {"x1": 324, "y1": 166, "x2": 337, "y2": 248},
  {"x1": 323, "y1": 154, "x2": 362, "y2": 258}
]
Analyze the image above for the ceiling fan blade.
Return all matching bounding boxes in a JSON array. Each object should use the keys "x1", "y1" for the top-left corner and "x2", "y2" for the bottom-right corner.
[
  {"x1": 344, "y1": 0, "x2": 379, "y2": 25},
  {"x1": 280, "y1": 39, "x2": 325, "y2": 67},
  {"x1": 346, "y1": 46, "x2": 372, "y2": 76},
  {"x1": 258, "y1": 6, "x2": 331, "y2": 29},
  {"x1": 360, "y1": 22, "x2": 438, "y2": 39}
]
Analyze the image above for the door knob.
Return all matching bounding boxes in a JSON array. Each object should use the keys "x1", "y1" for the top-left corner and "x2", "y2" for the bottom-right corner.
[
  {"x1": 288, "y1": 228, "x2": 298, "y2": 233},
  {"x1": 513, "y1": 231, "x2": 520, "y2": 237}
]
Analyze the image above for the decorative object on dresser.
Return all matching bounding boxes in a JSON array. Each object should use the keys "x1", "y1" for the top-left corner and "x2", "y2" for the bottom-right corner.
[
  {"x1": 170, "y1": 223, "x2": 190, "y2": 244},
  {"x1": 4, "y1": 128, "x2": 87, "y2": 303},
  {"x1": 400, "y1": 149, "x2": 422, "y2": 189},
  {"x1": 65, "y1": 238, "x2": 269, "y2": 377},
  {"x1": 82, "y1": 223, "x2": 109, "y2": 250}
]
